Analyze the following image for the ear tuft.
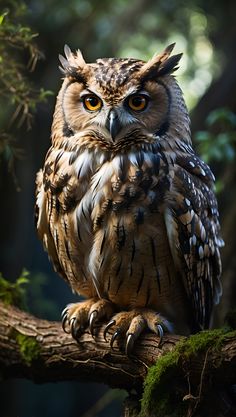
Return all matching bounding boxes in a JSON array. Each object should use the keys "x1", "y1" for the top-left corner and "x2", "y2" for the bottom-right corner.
[
  {"x1": 138, "y1": 43, "x2": 182, "y2": 81},
  {"x1": 63, "y1": 44, "x2": 86, "y2": 67},
  {"x1": 162, "y1": 43, "x2": 176, "y2": 57},
  {"x1": 64, "y1": 44, "x2": 72, "y2": 61},
  {"x1": 157, "y1": 53, "x2": 183, "y2": 77},
  {"x1": 58, "y1": 45, "x2": 87, "y2": 83},
  {"x1": 59, "y1": 54, "x2": 70, "y2": 73},
  {"x1": 75, "y1": 48, "x2": 86, "y2": 67}
]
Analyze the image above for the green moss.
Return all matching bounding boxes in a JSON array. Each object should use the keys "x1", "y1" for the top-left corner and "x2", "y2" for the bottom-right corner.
[
  {"x1": 179, "y1": 328, "x2": 227, "y2": 356},
  {"x1": 140, "y1": 328, "x2": 234, "y2": 417},
  {"x1": 15, "y1": 333, "x2": 41, "y2": 365},
  {"x1": 140, "y1": 345, "x2": 183, "y2": 417}
]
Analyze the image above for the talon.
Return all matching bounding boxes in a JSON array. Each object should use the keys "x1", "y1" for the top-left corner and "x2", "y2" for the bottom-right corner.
[
  {"x1": 70, "y1": 317, "x2": 81, "y2": 340},
  {"x1": 71, "y1": 323, "x2": 81, "y2": 340},
  {"x1": 61, "y1": 311, "x2": 68, "y2": 322},
  {"x1": 104, "y1": 319, "x2": 116, "y2": 342},
  {"x1": 69, "y1": 316, "x2": 76, "y2": 326},
  {"x1": 89, "y1": 310, "x2": 98, "y2": 337},
  {"x1": 110, "y1": 329, "x2": 121, "y2": 350},
  {"x1": 157, "y1": 324, "x2": 164, "y2": 347},
  {"x1": 61, "y1": 307, "x2": 69, "y2": 318},
  {"x1": 125, "y1": 333, "x2": 134, "y2": 356},
  {"x1": 62, "y1": 314, "x2": 70, "y2": 333}
]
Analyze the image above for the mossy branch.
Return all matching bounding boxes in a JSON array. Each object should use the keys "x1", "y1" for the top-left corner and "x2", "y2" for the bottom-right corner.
[
  {"x1": 0, "y1": 300, "x2": 175, "y2": 388},
  {"x1": 0, "y1": 301, "x2": 236, "y2": 417}
]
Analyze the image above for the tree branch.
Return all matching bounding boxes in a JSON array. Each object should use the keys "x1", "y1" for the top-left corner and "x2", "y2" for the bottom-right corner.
[
  {"x1": 0, "y1": 301, "x2": 180, "y2": 389},
  {"x1": 1, "y1": 301, "x2": 236, "y2": 416}
]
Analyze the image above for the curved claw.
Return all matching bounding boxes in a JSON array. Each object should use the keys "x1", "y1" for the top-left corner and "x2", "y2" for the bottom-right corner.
[
  {"x1": 110, "y1": 329, "x2": 121, "y2": 350},
  {"x1": 70, "y1": 317, "x2": 81, "y2": 340},
  {"x1": 125, "y1": 333, "x2": 134, "y2": 356},
  {"x1": 69, "y1": 316, "x2": 76, "y2": 330},
  {"x1": 157, "y1": 324, "x2": 164, "y2": 347},
  {"x1": 89, "y1": 310, "x2": 98, "y2": 337},
  {"x1": 62, "y1": 314, "x2": 70, "y2": 334},
  {"x1": 61, "y1": 307, "x2": 69, "y2": 318},
  {"x1": 71, "y1": 324, "x2": 81, "y2": 340},
  {"x1": 61, "y1": 311, "x2": 68, "y2": 323},
  {"x1": 103, "y1": 319, "x2": 116, "y2": 342}
]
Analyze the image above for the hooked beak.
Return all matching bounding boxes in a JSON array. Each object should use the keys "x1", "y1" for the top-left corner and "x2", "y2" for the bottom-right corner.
[{"x1": 105, "y1": 109, "x2": 122, "y2": 141}]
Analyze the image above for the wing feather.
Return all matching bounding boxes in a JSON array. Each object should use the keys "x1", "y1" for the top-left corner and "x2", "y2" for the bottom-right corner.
[
  {"x1": 35, "y1": 169, "x2": 67, "y2": 280},
  {"x1": 165, "y1": 157, "x2": 223, "y2": 330}
]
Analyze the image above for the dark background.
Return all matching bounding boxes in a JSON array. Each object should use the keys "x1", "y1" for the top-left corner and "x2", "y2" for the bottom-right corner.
[{"x1": 1, "y1": 0, "x2": 236, "y2": 416}]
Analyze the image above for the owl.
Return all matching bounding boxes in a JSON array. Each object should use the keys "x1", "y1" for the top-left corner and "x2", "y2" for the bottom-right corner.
[{"x1": 35, "y1": 44, "x2": 224, "y2": 354}]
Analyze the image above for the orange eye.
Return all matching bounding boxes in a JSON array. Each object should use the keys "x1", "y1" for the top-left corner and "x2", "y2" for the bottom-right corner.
[
  {"x1": 83, "y1": 94, "x2": 102, "y2": 111},
  {"x1": 127, "y1": 94, "x2": 148, "y2": 112}
]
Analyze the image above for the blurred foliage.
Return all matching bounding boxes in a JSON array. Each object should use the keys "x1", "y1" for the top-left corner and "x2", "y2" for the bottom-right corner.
[
  {"x1": 0, "y1": 0, "x2": 234, "y2": 187},
  {"x1": 196, "y1": 108, "x2": 236, "y2": 163},
  {"x1": 0, "y1": 268, "x2": 29, "y2": 308},
  {"x1": 27, "y1": 272, "x2": 60, "y2": 320},
  {"x1": 0, "y1": 269, "x2": 59, "y2": 319},
  {"x1": 224, "y1": 309, "x2": 236, "y2": 330},
  {"x1": 0, "y1": 1, "x2": 236, "y2": 417},
  {"x1": 80, "y1": 389, "x2": 126, "y2": 417},
  {"x1": 195, "y1": 108, "x2": 236, "y2": 193},
  {"x1": 29, "y1": 0, "x2": 221, "y2": 109},
  {"x1": 0, "y1": 0, "x2": 52, "y2": 185}
]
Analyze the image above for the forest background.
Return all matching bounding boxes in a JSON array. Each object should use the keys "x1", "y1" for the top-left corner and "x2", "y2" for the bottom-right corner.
[{"x1": 0, "y1": 0, "x2": 236, "y2": 416}]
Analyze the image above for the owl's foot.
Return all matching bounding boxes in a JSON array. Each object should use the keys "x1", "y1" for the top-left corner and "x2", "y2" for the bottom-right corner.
[
  {"x1": 103, "y1": 309, "x2": 173, "y2": 355},
  {"x1": 62, "y1": 298, "x2": 114, "y2": 340}
]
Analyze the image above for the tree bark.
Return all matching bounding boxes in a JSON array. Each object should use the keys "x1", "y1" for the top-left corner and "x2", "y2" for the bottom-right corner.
[
  {"x1": 0, "y1": 301, "x2": 179, "y2": 389},
  {"x1": 1, "y1": 301, "x2": 236, "y2": 416}
]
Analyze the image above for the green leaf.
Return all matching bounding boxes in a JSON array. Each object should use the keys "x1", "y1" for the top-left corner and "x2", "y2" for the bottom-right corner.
[
  {"x1": 0, "y1": 269, "x2": 29, "y2": 309},
  {"x1": 0, "y1": 12, "x2": 8, "y2": 25},
  {"x1": 206, "y1": 108, "x2": 236, "y2": 127},
  {"x1": 195, "y1": 131, "x2": 211, "y2": 142}
]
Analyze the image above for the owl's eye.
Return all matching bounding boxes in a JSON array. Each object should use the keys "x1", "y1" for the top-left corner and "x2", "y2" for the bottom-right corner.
[
  {"x1": 127, "y1": 94, "x2": 148, "y2": 112},
  {"x1": 82, "y1": 94, "x2": 102, "y2": 111}
]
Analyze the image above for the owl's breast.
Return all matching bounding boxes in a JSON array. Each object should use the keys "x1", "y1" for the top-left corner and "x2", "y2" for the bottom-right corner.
[
  {"x1": 79, "y1": 150, "x2": 184, "y2": 315},
  {"x1": 38, "y1": 145, "x2": 189, "y2": 324}
]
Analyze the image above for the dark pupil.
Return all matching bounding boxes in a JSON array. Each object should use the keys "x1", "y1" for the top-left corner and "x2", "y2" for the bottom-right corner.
[
  {"x1": 88, "y1": 96, "x2": 98, "y2": 107},
  {"x1": 132, "y1": 96, "x2": 143, "y2": 107}
]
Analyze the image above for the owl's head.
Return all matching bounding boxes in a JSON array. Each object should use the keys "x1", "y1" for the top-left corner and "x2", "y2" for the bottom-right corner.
[{"x1": 54, "y1": 44, "x2": 190, "y2": 152}]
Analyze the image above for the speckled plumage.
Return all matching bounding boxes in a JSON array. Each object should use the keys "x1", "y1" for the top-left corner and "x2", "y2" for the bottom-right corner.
[{"x1": 35, "y1": 44, "x2": 223, "y2": 351}]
